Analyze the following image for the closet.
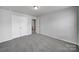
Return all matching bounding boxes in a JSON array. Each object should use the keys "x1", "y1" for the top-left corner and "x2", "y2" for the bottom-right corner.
[
  {"x1": 12, "y1": 13, "x2": 32, "y2": 39},
  {"x1": 0, "y1": 9, "x2": 33, "y2": 42}
]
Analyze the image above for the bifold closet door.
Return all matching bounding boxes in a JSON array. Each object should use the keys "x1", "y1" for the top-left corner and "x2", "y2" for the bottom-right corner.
[
  {"x1": 12, "y1": 14, "x2": 32, "y2": 39},
  {"x1": 12, "y1": 15, "x2": 22, "y2": 38},
  {"x1": 20, "y1": 16, "x2": 28, "y2": 36}
]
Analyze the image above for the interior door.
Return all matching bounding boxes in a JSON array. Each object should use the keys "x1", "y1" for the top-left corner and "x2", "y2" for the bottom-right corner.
[{"x1": 32, "y1": 19, "x2": 36, "y2": 33}]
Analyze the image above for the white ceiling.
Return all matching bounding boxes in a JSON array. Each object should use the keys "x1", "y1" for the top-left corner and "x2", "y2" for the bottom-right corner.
[{"x1": 0, "y1": 6, "x2": 71, "y2": 16}]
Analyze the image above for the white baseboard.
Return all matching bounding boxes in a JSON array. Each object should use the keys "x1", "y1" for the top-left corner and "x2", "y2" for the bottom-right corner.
[{"x1": 40, "y1": 33, "x2": 78, "y2": 45}]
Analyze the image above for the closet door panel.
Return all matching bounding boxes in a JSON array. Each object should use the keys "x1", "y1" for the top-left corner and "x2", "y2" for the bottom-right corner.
[
  {"x1": 20, "y1": 16, "x2": 28, "y2": 36},
  {"x1": 12, "y1": 15, "x2": 22, "y2": 38}
]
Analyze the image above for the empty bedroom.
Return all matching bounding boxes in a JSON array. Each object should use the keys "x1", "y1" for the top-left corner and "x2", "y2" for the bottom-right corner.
[{"x1": 0, "y1": 6, "x2": 79, "y2": 52}]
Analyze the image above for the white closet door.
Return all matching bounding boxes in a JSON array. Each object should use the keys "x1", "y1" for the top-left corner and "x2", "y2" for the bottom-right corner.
[
  {"x1": 12, "y1": 15, "x2": 23, "y2": 38},
  {"x1": 20, "y1": 16, "x2": 28, "y2": 36},
  {"x1": 20, "y1": 16, "x2": 32, "y2": 36},
  {"x1": 12, "y1": 14, "x2": 32, "y2": 39}
]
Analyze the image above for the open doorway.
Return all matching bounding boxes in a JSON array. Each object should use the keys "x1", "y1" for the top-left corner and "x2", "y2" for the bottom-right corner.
[{"x1": 32, "y1": 19, "x2": 36, "y2": 33}]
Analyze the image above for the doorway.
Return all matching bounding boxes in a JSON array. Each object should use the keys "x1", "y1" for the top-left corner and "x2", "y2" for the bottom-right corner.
[{"x1": 32, "y1": 19, "x2": 36, "y2": 33}]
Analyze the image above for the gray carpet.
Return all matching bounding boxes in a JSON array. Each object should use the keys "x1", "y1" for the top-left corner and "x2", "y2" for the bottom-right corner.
[{"x1": 0, "y1": 33, "x2": 78, "y2": 52}]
